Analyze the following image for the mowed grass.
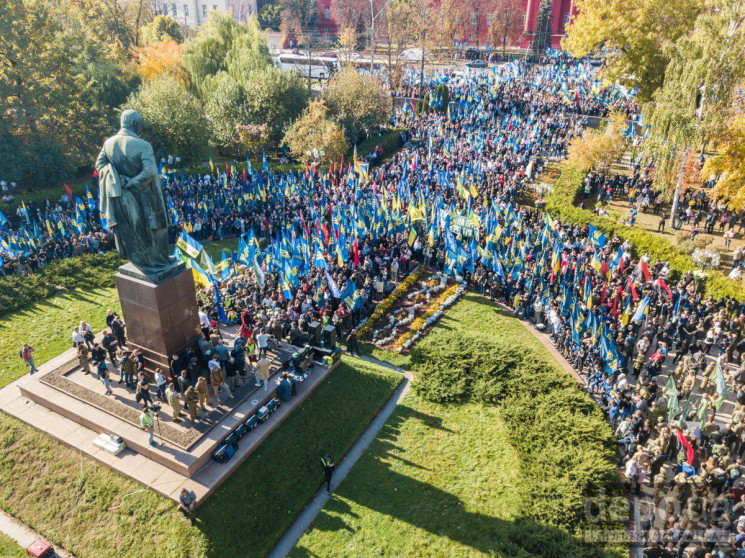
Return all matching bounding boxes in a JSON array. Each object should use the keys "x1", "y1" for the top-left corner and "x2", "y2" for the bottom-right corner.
[
  {"x1": 0, "y1": 356, "x2": 401, "y2": 558},
  {"x1": 197, "y1": 356, "x2": 402, "y2": 557},
  {"x1": 294, "y1": 295, "x2": 619, "y2": 558},
  {"x1": 0, "y1": 532, "x2": 24, "y2": 557},
  {"x1": 0, "y1": 287, "x2": 120, "y2": 388},
  {"x1": 292, "y1": 395, "x2": 524, "y2": 557}
]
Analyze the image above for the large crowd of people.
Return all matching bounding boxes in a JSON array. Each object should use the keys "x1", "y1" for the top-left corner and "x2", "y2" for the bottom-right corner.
[{"x1": 11, "y1": 56, "x2": 745, "y2": 555}]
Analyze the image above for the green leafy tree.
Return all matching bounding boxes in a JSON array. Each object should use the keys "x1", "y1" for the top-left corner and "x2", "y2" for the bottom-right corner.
[
  {"x1": 205, "y1": 72, "x2": 249, "y2": 155},
  {"x1": 122, "y1": 75, "x2": 209, "y2": 163},
  {"x1": 325, "y1": 70, "x2": 389, "y2": 144},
  {"x1": 0, "y1": 0, "x2": 137, "y2": 186},
  {"x1": 563, "y1": 0, "x2": 702, "y2": 100},
  {"x1": 240, "y1": 66, "x2": 310, "y2": 145},
  {"x1": 141, "y1": 15, "x2": 183, "y2": 44},
  {"x1": 283, "y1": 100, "x2": 348, "y2": 164},
  {"x1": 182, "y1": 11, "x2": 270, "y2": 99},
  {"x1": 644, "y1": 0, "x2": 745, "y2": 190},
  {"x1": 258, "y1": 3, "x2": 283, "y2": 29}
]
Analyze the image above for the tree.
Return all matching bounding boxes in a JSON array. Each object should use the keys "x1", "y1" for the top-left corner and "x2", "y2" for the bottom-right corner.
[
  {"x1": 239, "y1": 66, "x2": 310, "y2": 145},
  {"x1": 204, "y1": 72, "x2": 249, "y2": 155},
  {"x1": 325, "y1": 70, "x2": 389, "y2": 144},
  {"x1": 283, "y1": 101, "x2": 348, "y2": 164},
  {"x1": 643, "y1": 0, "x2": 745, "y2": 190},
  {"x1": 122, "y1": 75, "x2": 209, "y2": 163},
  {"x1": 563, "y1": 0, "x2": 702, "y2": 100},
  {"x1": 431, "y1": 0, "x2": 463, "y2": 54},
  {"x1": 132, "y1": 39, "x2": 188, "y2": 85},
  {"x1": 458, "y1": 0, "x2": 496, "y2": 47},
  {"x1": 183, "y1": 11, "x2": 270, "y2": 99},
  {"x1": 703, "y1": 117, "x2": 745, "y2": 210},
  {"x1": 141, "y1": 15, "x2": 183, "y2": 44},
  {"x1": 330, "y1": 0, "x2": 368, "y2": 32},
  {"x1": 396, "y1": 0, "x2": 436, "y2": 99},
  {"x1": 258, "y1": 3, "x2": 283, "y2": 29},
  {"x1": 489, "y1": 0, "x2": 523, "y2": 53},
  {"x1": 531, "y1": 0, "x2": 553, "y2": 54},
  {"x1": 280, "y1": 0, "x2": 319, "y2": 90},
  {"x1": 0, "y1": 0, "x2": 137, "y2": 186},
  {"x1": 236, "y1": 123, "x2": 271, "y2": 157},
  {"x1": 567, "y1": 112, "x2": 628, "y2": 173}
]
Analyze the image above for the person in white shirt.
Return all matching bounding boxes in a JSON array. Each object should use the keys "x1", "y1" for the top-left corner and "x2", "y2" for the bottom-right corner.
[
  {"x1": 198, "y1": 310, "x2": 210, "y2": 340},
  {"x1": 154, "y1": 369, "x2": 168, "y2": 402},
  {"x1": 256, "y1": 329, "x2": 269, "y2": 358},
  {"x1": 80, "y1": 320, "x2": 94, "y2": 347},
  {"x1": 72, "y1": 327, "x2": 85, "y2": 347}
]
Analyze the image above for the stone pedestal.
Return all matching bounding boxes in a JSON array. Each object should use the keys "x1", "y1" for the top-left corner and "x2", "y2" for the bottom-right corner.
[{"x1": 115, "y1": 262, "x2": 200, "y2": 375}]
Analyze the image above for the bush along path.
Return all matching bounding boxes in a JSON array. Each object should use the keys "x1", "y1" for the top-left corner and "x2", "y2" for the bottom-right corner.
[
  {"x1": 544, "y1": 162, "x2": 745, "y2": 301},
  {"x1": 286, "y1": 296, "x2": 626, "y2": 558}
]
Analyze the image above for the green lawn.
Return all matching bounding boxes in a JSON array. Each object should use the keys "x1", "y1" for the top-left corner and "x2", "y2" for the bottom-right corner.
[
  {"x1": 292, "y1": 395, "x2": 526, "y2": 557},
  {"x1": 0, "y1": 287, "x2": 120, "y2": 388},
  {"x1": 0, "y1": 532, "x2": 24, "y2": 558},
  {"x1": 293, "y1": 295, "x2": 623, "y2": 558},
  {"x1": 0, "y1": 356, "x2": 401, "y2": 558}
]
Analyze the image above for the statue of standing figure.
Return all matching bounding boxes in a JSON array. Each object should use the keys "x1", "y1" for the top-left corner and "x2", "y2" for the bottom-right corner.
[{"x1": 95, "y1": 110, "x2": 178, "y2": 281}]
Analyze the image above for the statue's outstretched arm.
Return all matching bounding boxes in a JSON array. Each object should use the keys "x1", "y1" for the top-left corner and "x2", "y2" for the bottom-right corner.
[{"x1": 128, "y1": 143, "x2": 158, "y2": 189}]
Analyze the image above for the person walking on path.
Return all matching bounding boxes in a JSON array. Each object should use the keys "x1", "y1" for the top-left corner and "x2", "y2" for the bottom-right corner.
[
  {"x1": 97, "y1": 361, "x2": 113, "y2": 396},
  {"x1": 346, "y1": 329, "x2": 361, "y2": 356},
  {"x1": 140, "y1": 407, "x2": 157, "y2": 446},
  {"x1": 321, "y1": 454, "x2": 335, "y2": 494},
  {"x1": 20, "y1": 343, "x2": 36, "y2": 375}
]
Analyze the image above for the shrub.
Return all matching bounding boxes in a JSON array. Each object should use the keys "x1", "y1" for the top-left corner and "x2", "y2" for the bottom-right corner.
[
  {"x1": 411, "y1": 331, "x2": 622, "y2": 540},
  {"x1": 545, "y1": 163, "x2": 745, "y2": 301},
  {"x1": 0, "y1": 252, "x2": 122, "y2": 317}
]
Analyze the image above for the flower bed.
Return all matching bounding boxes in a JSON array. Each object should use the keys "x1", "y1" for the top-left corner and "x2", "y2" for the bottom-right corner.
[
  {"x1": 364, "y1": 268, "x2": 466, "y2": 354},
  {"x1": 357, "y1": 267, "x2": 423, "y2": 339},
  {"x1": 393, "y1": 283, "x2": 466, "y2": 353}
]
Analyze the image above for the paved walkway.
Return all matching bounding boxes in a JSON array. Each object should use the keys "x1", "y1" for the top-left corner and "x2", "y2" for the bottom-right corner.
[
  {"x1": 266, "y1": 355, "x2": 411, "y2": 558},
  {"x1": 0, "y1": 508, "x2": 74, "y2": 558}
]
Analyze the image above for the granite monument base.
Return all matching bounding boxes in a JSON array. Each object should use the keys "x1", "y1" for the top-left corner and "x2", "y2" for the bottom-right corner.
[{"x1": 114, "y1": 262, "x2": 201, "y2": 375}]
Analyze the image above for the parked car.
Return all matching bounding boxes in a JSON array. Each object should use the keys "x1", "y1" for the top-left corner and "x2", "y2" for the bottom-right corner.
[{"x1": 466, "y1": 59, "x2": 488, "y2": 69}]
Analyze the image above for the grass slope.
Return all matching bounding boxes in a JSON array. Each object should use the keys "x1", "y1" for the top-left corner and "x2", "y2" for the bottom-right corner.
[
  {"x1": 0, "y1": 532, "x2": 24, "y2": 558},
  {"x1": 294, "y1": 295, "x2": 622, "y2": 558},
  {"x1": 0, "y1": 287, "x2": 120, "y2": 388},
  {"x1": 0, "y1": 357, "x2": 400, "y2": 558},
  {"x1": 292, "y1": 395, "x2": 524, "y2": 557}
]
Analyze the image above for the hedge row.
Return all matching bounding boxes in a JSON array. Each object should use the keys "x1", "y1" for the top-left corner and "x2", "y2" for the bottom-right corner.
[
  {"x1": 410, "y1": 332, "x2": 624, "y2": 554},
  {"x1": 0, "y1": 251, "x2": 123, "y2": 317},
  {"x1": 545, "y1": 163, "x2": 745, "y2": 301}
]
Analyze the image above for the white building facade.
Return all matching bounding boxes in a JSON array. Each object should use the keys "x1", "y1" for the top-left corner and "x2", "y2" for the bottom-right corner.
[{"x1": 154, "y1": 0, "x2": 258, "y2": 29}]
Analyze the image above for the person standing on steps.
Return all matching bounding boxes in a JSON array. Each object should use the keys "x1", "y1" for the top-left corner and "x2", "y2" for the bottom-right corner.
[{"x1": 321, "y1": 454, "x2": 335, "y2": 494}]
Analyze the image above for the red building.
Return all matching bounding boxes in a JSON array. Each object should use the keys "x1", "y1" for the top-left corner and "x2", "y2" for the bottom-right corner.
[{"x1": 314, "y1": 0, "x2": 576, "y2": 50}]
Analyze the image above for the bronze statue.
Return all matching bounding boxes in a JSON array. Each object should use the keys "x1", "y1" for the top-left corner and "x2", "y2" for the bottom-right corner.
[{"x1": 95, "y1": 110, "x2": 177, "y2": 281}]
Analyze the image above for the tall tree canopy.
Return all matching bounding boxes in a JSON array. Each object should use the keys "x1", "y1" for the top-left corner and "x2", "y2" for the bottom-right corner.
[
  {"x1": 643, "y1": 0, "x2": 745, "y2": 190},
  {"x1": 182, "y1": 11, "x2": 270, "y2": 99},
  {"x1": 563, "y1": 0, "x2": 702, "y2": 100},
  {"x1": 0, "y1": 0, "x2": 138, "y2": 186},
  {"x1": 122, "y1": 75, "x2": 210, "y2": 163}
]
